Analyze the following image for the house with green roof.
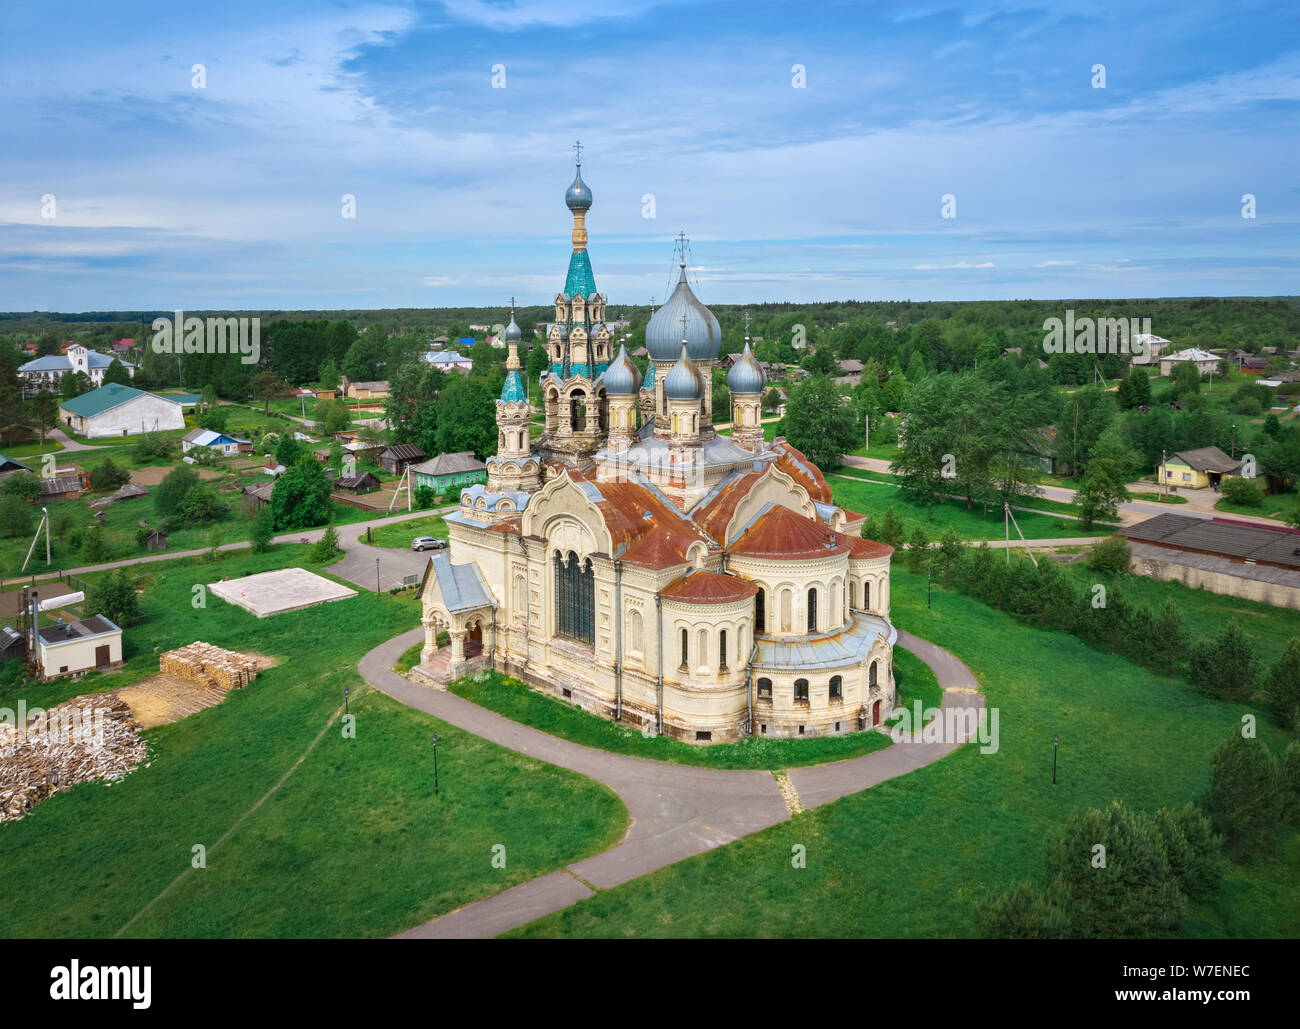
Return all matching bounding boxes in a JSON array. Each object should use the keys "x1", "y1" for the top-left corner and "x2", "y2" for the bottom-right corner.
[{"x1": 59, "y1": 383, "x2": 186, "y2": 439}]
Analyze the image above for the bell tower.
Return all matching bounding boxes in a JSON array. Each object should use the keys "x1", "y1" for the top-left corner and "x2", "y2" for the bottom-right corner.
[{"x1": 486, "y1": 299, "x2": 542, "y2": 494}]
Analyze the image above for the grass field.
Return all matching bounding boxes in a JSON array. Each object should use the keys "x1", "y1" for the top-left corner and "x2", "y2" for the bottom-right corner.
[
  {"x1": 364, "y1": 514, "x2": 449, "y2": 549},
  {"x1": 831, "y1": 469, "x2": 1103, "y2": 522},
  {"x1": 1215, "y1": 492, "x2": 1295, "y2": 521},
  {"x1": 829, "y1": 476, "x2": 1106, "y2": 542},
  {"x1": 0, "y1": 547, "x2": 627, "y2": 938},
  {"x1": 508, "y1": 565, "x2": 1299, "y2": 938},
  {"x1": 445, "y1": 647, "x2": 939, "y2": 771}
]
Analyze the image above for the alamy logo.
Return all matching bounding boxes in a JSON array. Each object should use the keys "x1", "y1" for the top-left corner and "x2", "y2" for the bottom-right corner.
[
  {"x1": 151, "y1": 311, "x2": 260, "y2": 365},
  {"x1": 49, "y1": 961, "x2": 151, "y2": 1009},
  {"x1": 1042, "y1": 311, "x2": 1151, "y2": 356}
]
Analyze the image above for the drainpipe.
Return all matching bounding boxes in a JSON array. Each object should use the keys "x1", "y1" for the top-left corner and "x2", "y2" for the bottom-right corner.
[
  {"x1": 745, "y1": 636, "x2": 758, "y2": 736},
  {"x1": 614, "y1": 559, "x2": 623, "y2": 720},
  {"x1": 655, "y1": 592, "x2": 663, "y2": 736},
  {"x1": 489, "y1": 605, "x2": 496, "y2": 668}
]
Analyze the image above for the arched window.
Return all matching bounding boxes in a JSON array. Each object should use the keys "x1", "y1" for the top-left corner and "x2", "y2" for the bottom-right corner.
[
  {"x1": 848, "y1": 581, "x2": 856, "y2": 610},
  {"x1": 864, "y1": 580, "x2": 871, "y2": 611},
  {"x1": 680, "y1": 628, "x2": 689, "y2": 668},
  {"x1": 794, "y1": 678, "x2": 809, "y2": 702},
  {"x1": 829, "y1": 675, "x2": 842, "y2": 700},
  {"x1": 719, "y1": 629, "x2": 728, "y2": 670},
  {"x1": 755, "y1": 589, "x2": 765, "y2": 633},
  {"x1": 780, "y1": 589, "x2": 792, "y2": 632},
  {"x1": 553, "y1": 550, "x2": 594, "y2": 644},
  {"x1": 570, "y1": 391, "x2": 587, "y2": 431},
  {"x1": 757, "y1": 677, "x2": 772, "y2": 700},
  {"x1": 869, "y1": 660, "x2": 878, "y2": 687},
  {"x1": 807, "y1": 587, "x2": 818, "y2": 633},
  {"x1": 697, "y1": 628, "x2": 708, "y2": 668},
  {"x1": 513, "y1": 574, "x2": 526, "y2": 612}
]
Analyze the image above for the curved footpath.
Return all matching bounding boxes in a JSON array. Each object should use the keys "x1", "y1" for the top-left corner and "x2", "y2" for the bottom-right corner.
[{"x1": 359, "y1": 627, "x2": 983, "y2": 939}]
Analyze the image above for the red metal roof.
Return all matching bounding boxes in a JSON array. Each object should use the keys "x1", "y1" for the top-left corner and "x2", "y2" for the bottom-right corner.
[
  {"x1": 729, "y1": 504, "x2": 854, "y2": 560},
  {"x1": 850, "y1": 537, "x2": 894, "y2": 559},
  {"x1": 661, "y1": 571, "x2": 759, "y2": 604},
  {"x1": 770, "y1": 439, "x2": 833, "y2": 504}
]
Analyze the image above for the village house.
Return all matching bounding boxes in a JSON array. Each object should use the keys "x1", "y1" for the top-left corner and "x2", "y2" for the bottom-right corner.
[
  {"x1": 181, "y1": 427, "x2": 250, "y2": 457},
  {"x1": 410, "y1": 451, "x2": 487, "y2": 495},
  {"x1": 58, "y1": 384, "x2": 185, "y2": 439},
  {"x1": 1159, "y1": 446, "x2": 1243, "y2": 490},
  {"x1": 380, "y1": 443, "x2": 427, "y2": 475}
]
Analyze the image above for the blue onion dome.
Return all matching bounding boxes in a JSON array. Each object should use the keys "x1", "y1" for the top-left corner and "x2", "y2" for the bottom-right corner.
[
  {"x1": 565, "y1": 167, "x2": 593, "y2": 211},
  {"x1": 646, "y1": 263, "x2": 722, "y2": 362},
  {"x1": 726, "y1": 342, "x2": 766, "y2": 395},
  {"x1": 663, "y1": 343, "x2": 703, "y2": 401},
  {"x1": 504, "y1": 313, "x2": 522, "y2": 343},
  {"x1": 603, "y1": 344, "x2": 642, "y2": 396}
]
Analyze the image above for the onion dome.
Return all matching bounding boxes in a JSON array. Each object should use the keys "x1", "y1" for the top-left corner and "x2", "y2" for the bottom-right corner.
[
  {"x1": 646, "y1": 263, "x2": 721, "y2": 362},
  {"x1": 663, "y1": 343, "x2": 703, "y2": 401},
  {"x1": 726, "y1": 342, "x2": 766, "y2": 395},
  {"x1": 603, "y1": 344, "x2": 642, "y2": 396},
  {"x1": 504, "y1": 313, "x2": 522, "y2": 344},
  {"x1": 565, "y1": 166, "x2": 593, "y2": 211}
]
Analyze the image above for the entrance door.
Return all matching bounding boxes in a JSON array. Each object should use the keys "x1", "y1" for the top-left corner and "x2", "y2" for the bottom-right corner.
[
  {"x1": 95, "y1": 644, "x2": 111, "y2": 667},
  {"x1": 872, "y1": 700, "x2": 881, "y2": 726}
]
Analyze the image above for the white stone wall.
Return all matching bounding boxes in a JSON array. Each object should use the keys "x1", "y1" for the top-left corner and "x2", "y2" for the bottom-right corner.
[{"x1": 66, "y1": 395, "x2": 184, "y2": 438}]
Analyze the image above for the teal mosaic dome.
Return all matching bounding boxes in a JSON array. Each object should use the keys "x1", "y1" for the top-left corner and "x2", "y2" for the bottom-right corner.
[
  {"x1": 500, "y1": 370, "x2": 526, "y2": 403},
  {"x1": 565, "y1": 250, "x2": 596, "y2": 299}
]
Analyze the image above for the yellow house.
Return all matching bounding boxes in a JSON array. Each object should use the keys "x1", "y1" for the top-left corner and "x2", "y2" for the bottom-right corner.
[{"x1": 1160, "y1": 446, "x2": 1243, "y2": 490}]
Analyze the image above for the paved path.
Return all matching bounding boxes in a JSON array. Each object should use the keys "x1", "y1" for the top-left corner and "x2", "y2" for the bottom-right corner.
[
  {"x1": 359, "y1": 625, "x2": 984, "y2": 939},
  {"x1": 47, "y1": 427, "x2": 96, "y2": 453}
]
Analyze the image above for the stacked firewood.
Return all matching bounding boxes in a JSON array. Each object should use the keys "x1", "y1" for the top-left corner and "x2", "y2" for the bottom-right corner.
[
  {"x1": 0, "y1": 694, "x2": 147, "y2": 823},
  {"x1": 159, "y1": 642, "x2": 258, "y2": 693}
]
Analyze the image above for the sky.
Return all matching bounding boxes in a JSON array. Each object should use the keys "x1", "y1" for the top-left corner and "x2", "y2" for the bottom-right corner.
[{"x1": 1, "y1": 0, "x2": 1297, "y2": 313}]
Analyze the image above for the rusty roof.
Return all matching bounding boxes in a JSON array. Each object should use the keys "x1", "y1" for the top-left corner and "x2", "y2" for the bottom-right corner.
[
  {"x1": 619, "y1": 528, "x2": 693, "y2": 569},
  {"x1": 730, "y1": 504, "x2": 854, "y2": 560},
  {"x1": 770, "y1": 439, "x2": 832, "y2": 504},
  {"x1": 851, "y1": 537, "x2": 894, "y2": 559},
  {"x1": 661, "y1": 571, "x2": 759, "y2": 604}
]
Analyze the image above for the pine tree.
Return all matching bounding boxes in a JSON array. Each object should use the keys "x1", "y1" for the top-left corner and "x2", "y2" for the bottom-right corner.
[
  {"x1": 905, "y1": 525, "x2": 930, "y2": 573},
  {"x1": 1202, "y1": 732, "x2": 1282, "y2": 853},
  {"x1": 1150, "y1": 598, "x2": 1185, "y2": 677},
  {"x1": 880, "y1": 506, "x2": 905, "y2": 549},
  {"x1": 1263, "y1": 637, "x2": 1300, "y2": 730}
]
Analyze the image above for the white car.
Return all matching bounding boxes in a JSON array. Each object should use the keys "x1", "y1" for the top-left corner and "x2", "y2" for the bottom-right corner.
[{"x1": 411, "y1": 536, "x2": 447, "y2": 552}]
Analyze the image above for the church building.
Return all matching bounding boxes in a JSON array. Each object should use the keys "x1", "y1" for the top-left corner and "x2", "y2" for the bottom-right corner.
[{"x1": 419, "y1": 153, "x2": 896, "y2": 742}]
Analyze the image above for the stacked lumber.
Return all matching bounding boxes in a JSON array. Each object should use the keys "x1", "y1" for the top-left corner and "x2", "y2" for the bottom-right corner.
[
  {"x1": 0, "y1": 694, "x2": 146, "y2": 823},
  {"x1": 159, "y1": 642, "x2": 258, "y2": 693}
]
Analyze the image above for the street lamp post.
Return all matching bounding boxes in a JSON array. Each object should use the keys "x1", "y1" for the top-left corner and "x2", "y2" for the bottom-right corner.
[
  {"x1": 431, "y1": 733, "x2": 440, "y2": 797},
  {"x1": 375, "y1": 557, "x2": 380, "y2": 594},
  {"x1": 1052, "y1": 732, "x2": 1059, "y2": 786}
]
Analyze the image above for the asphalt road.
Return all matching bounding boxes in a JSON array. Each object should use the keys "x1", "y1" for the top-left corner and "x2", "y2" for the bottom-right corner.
[{"x1": 359, "y1": 624, "x2": 984, "y2": 939}]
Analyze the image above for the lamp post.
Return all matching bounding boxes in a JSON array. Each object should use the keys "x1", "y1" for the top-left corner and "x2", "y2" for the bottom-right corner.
[
  {"x1": 927, "y1": 570, "x2": 932, "y2": 609},
  {"x1": 375, "y1": 557, "x2": 380, "y2": 594},
  {"x1": 343, "y1": 685, "x2": 349, "y2": 718},
  {"x1": 431, "y1": 733, "x2": 440, "y2": 797},
  {"x1": 1052, "y1": 732, "x2": 1059, "y2": 786}
]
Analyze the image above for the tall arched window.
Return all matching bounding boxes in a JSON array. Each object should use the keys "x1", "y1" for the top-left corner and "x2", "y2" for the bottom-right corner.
[
  {"x1": 829, "y1": 675, "x2": 842, "y2": 700},
  {"x1": 719, "y1": 629, "x2": 728, "y2": 670},
  {"x1": 794, "y1": 678, "x2": 809, "y2": 702},
  {"x1": 570, "y1": 392, "x2": 587, "y2": 431},
  {"x1": 629, "y1": 609, "x2": 643, "y2": 654},
  {"x1": 780, "y1": 589, "x2": 792, "y2": 632},
  {"x1": 554, "y1": 550, "x2": 594, "y2": 644},
  {"x1": 697, "y1": 628, "x2": 708, "y2": 668},
  {"x1": 869, "y1": 660, "x2": 878, "y2": 687},
  {"x1": 848, "y1": 581, "x2": 856, "y2": 610},
  {"x1": 864, "y1": 581, "x2": 871, "y2": 611},
  {"x1": 807, "y1": 587, "x2": 818, "y2": 633},
  {"x1": 755, "y1": 589, "x2": 766, "y2": 633},
  {"x1": 680, "y1": 628, "x2": 689, "y2": 668}
]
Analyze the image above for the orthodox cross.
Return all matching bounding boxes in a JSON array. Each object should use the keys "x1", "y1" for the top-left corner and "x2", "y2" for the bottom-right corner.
[{"x1": 573, "y1": 140, "x2": 583, "y2": 165}]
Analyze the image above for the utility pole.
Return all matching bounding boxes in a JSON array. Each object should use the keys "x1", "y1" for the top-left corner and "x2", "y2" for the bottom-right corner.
[
  {"x1": 865, "y1": 413, "x2": 870, "y2": 451},
  {"x1": 1231, "y1": 423, "x2": 1236, "y2": 459},
  {"x1": 1160, "y1": 448, "x2": 1166, "y2": 499}
]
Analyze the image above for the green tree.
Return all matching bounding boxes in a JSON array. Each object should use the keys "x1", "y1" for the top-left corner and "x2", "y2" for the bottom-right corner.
[
  {"x1": 102, "y1": 358, "x2": 132, "y2": 387},
  {"x1": 905, "y1": 525, "x2": 929, "y2": 573},
  {"x1": 60, "y1": 370, "x2": 92, "y2": 400},
  {"x1": 30, "y1": 390, "x2": 58, "y2": 440},
  {"x1": 197, "y1": 405, "x2": 230, "y2": 432},
  {"x1": 177, "y1": 483, "x2": 228, "y2": 523},
  {"x1": 1202, "y1": 732, "x2": 1282, "y2": 853},
  {"x1": 0, "y1": 494, "x2": 33, "y2": 538},
  {"x1": 250, "y1": 506, "x2": 275, "y2": 553},
  {"x1": 87, "y1": 568, "x2": 141, "y2": 626},
  {"x1": 311, "y1": 525, "x2": 341, "y2": 562},
  {"x1": 879, "y1": 506, "x2": 905, "y2": 549},
  {"x1": 933, "y1": 525, "x2": 963, "y2": 581},
  {"x1": 780, "y1": 374, "x2": 857, "y2": 472},
  {"x1": 271, "y1": 456, "x2": 333, "y2": 531},
  {"x1": 1189, "y1": 618, "x2": 1256, "y2": 702},
  {"x1": 1085, "y1": 535, "x2": 1131, "y2": 574},
  {"x1": 1150, "y1": 598, "x2": 1185, "y2": 676},
  {"x1": 1, "y1": 470, "x2": 42, "y2": 502},
  {"x1": 81, "y1": 523, "x2": 111, "y2": 563},
  {"x1": 1262, "y1": 637, "x2": 1300, "y2": 730},
  {"x1": 89, "y1": 458, "x2": 131, "y2": 491},
  {"x1": 155, "y1": 466, "x2": 200, "y2": 518}
]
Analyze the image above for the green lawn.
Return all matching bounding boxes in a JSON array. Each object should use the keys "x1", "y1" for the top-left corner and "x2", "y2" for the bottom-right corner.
[
  {"x1": 1129, "y1": 491, "x2": 1188, "y2": 505},
  {"x1": 364, "y1": 514, "x2": 449, "y2": 549},
  {"x1": 445, "y1": 646, "x2": 938, "y2": 771},
  {"x1": 1215, "y1": 493, "x2": 1294, "y2": 521},
  {"x1": 508, "y1": 566, "x2": 1298, "y2": 938},
  {"x1": 831, "y1": 470, "x2": 1103, "y2": 522},
  {"x1": 829, "y1": 476, "x2": 1106, "y2": 542},
  {"x1": 0, "y1": 547, "x2": 627, "y2": 938}
]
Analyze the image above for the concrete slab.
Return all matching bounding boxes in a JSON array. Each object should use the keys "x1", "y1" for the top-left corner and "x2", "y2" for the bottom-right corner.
[{"x1": 208, "y1": 567, "x2": 357, "y2": 618}]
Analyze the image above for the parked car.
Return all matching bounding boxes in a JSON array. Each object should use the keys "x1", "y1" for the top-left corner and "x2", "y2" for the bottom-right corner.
[{"x1": 411, "y1": 536, "x2": 447, "y2": 552}]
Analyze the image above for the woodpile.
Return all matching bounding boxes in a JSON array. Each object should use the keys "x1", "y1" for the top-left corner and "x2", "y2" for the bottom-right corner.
[
  {"x1": 0, "y1": 694, "x2": 147, "y2": 823},
  {"x1": 159, "y1": 642, "x2": 258, "y2": 693}
]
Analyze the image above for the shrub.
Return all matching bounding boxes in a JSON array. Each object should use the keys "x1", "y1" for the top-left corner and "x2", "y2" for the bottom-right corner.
[
  {"x1": 80, "y1": 524, "x2": 112, "y2": 563},
  {"x1": 178, "y1": 483, "x2": 228, "y2": 523},
  {"x1": 311, "y1": 525, "x2": 341, "y2": 562},
  {"x1": 414, "y1": 484, "x2": 435, "y2": 509},
  {"x1": 0, "y1": 494, "x2": 34, "y2": 537},
  {"x1": 0, "y1": 470, "x2": 42, "y2": 502},
  {"x1": 1263, "y1": 638, "x2": 1300, "y2": 730},
  {"x1": 89, "y1": 458, "x2": 131, "y2": 491},
  {"x1": 1086, "y1": 535, "x2": 1131, "y2": 574},
  {"x1": 1220, "y1": 477, "x2": 1263, "y2": 507},
  {"x1": 132, "y1": 432, "x2": 174, "y2": 461},
  {"x1": 250, "y1": 506, "x2": 275, "y2": 553},
  {"x1": 1189, "y1": 617, "x2": 1256, "y2": 702}
]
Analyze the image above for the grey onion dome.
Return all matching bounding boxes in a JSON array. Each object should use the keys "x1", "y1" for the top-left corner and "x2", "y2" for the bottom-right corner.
[
  {"x1": 663, "y1": 343, "x2": 704, "y2": 401},
  {"x1": 726, "y1": 342, "x2": 766, "y2": 395},
  {"x1": 603, "y1": 344, "x2": 642, "y2": 396},
  {"x1": 504, "y1": 313, "x2": 522, "y2": 343},
  {"x1": 565, "y1": 167, "x2": 593, "y2": 210},
  {"x1": 646, "y1": 265, "x2": 722, "y2": 362}
]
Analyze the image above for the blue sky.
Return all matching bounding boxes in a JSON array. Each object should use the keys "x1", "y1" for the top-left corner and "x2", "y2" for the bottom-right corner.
[{"x1": 1, "y1": 0, "x2": 1297, "y2": 312}]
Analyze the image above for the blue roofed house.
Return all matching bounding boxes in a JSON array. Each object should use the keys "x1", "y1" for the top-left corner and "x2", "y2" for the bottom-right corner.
[
  {"x1": 19, "y1": 344, "x2": 135, "y2": 396},
  {"x1": 182, "y1": 427, "x2": 251, "y2": 456},
  {"x1": 423, "y1": 350, "x2": 473, "y2": 373},
  {"x1": 59, "y1": 384, "x2": 186, "y2": 439}
]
